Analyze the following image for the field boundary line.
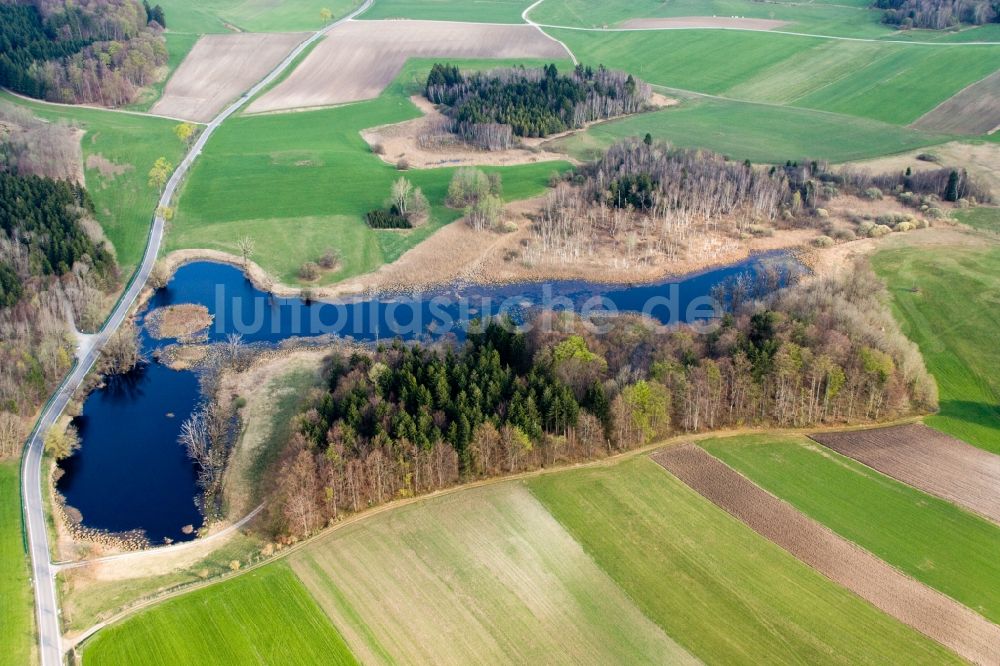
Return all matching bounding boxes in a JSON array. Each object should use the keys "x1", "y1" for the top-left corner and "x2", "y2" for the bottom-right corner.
[
  {"x1": 523, "y1": 0, "x2": 578, "y2": 65},
  {"x1": 0, "y1": 88, "x2": 206, "y2": 124}
]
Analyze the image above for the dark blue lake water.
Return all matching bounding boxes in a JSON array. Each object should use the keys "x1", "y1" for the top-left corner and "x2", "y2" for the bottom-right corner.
[{"x1": 58, "y1": 255, "x2": 794, "y2": 543}]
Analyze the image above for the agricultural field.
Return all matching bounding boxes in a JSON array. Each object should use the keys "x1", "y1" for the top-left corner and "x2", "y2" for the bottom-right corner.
[
  {"x1": 81, "y1": 564, "x2": 356, "y2": 665},
  {"x1": 529, "y1": 0, "x2": 894, "y2": 38},
  {"x1": 701, "y1": 434, "x2": 1000, "y2": 624},
  {"x1": 547, "y1": 28, "x2": 1000, "y2": 125},
  {"x1": 912, "y1": 70, "x2": 1000, "y2": 135},
  {"x1": 528, "y1": 457, "x2": 958, "y2": 664},
  {"x1": 0, "y1": 462, "x2": 32, "y2": 666},
  {"x1": 290, "y1": 483, "x2": 694, "y2": 664},
  {"x1": 128, "y1": 32, "x2": 201, "y2": 113},
  {"x1": 169, "y1": 61, "x2": 570, "y2": 284},
  {"x1": 359, "y1": 0, "x2": 533, "y2": 23},
  {"x1": 246, "y1": 20, "x2": 568, "y2": 114},
  {"x1": 0, "y1": 92, "x2": 189, "y2": 273},
  {"x1": 151, "y1": 33, "x2": 309, "y2": 122},
  {"x1": 548, "y1": 97, "x2": 948, "y2": 164},
  {"x1": 154, "y1": 0, "x2": 361, "y2": 34},
  {"x1": 872, "y1": 244, "x2": 1000, "y2": 450},
  {"x1": 954, "y1": 206, "x2": 1000, "y2": 232}
]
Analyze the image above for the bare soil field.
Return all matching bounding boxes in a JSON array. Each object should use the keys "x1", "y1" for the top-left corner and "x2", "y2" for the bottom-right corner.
[
  {"x1": 653, "y1": 444, "x2": 1000, "y2": 665},
  {"x1": 811, "y1": 424, "x2": 1000, "y2": 525},
  {"x1": 150, "y1": 32, "x2": 309, "y2": 122},
  {"x1": 912, "y1": 70, "x2": 1000, "y2": 136},
  {"x1": 247, "y1": 20, "x2": 570, "y2": 114},
  {"x1": 619, "y1": 17, "x2": 789, "y2": 30}
]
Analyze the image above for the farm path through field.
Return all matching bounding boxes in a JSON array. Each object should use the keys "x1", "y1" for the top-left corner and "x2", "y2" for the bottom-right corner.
[
  {"x1": 812, "y1": 424, "x2": 1000, "y2": 525},
  {"x1": 653, "y1": 444, "x2": 1000, "y2": 664}
]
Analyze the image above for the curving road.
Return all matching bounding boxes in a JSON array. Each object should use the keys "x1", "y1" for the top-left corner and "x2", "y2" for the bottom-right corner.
[{"x1": 20, "y1": 3, "x2": 372, "y2": 664}]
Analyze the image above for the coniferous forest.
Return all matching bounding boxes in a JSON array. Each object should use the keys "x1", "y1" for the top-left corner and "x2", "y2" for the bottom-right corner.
[{"x1": 425, "y1": 63, "x2": 652, "y2": 149}]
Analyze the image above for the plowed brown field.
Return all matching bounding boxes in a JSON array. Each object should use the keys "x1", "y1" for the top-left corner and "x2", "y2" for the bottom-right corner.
[
  {"x1": 812, "y1": 424, "x2": 1000, "y2": 525},
  {"x1": 654, "y1": 444, "x2": 1000, "y2": 665},
  {"x1": 151, "y1": 32, "x2": 308, "y2": 122},
  {"x1": 912, "y1": 70, "x2": 1000, "y2": 136},
  {"x1": 246, "y1": 20, "x2": 570, "y2": 114}
]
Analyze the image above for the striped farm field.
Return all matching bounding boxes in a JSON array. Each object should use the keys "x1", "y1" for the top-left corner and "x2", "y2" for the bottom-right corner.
[
  {"x1": 549, "y1": 28, "x2": 1000, "y2": 124},
  {"x1": 701, "y1": 434, "x2": 1000, "y2": 624},
  {"x1": 82, "y1": 564, "x2": 357, "y2": 665},
  {"x1": 528, "y1": 456, "x2": 959, "y2": 664},
  {"x1": 289, "y1": 483, "x2": 694, "y2": 664}
]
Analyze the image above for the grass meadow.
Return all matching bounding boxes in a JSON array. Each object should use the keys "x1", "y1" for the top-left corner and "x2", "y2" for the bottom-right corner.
[
  {"x1": 550, "y1": 96, "x2": 948, "y2": 164},
  {"x1": 290, "y1": 483, "x2": 693, "y2": 664},
  {"x1": 81, "y1": 564, "x2": 356, "y2": 665},
  {"x1": 0, "y1": 92, "x2": 189, "y2": 274},
  {"x1": 528, "y1": 456, "x2": 959, "y2": 664},
  {"x1": 701, "y1": 434, "x2": 1000, "y2": 624},
  {"x1": 359, "y1": 0, "x2": 533, "y2": 23},
  {"x1": 549, "y1": 28, "x2": 1000, "y2": 124},
  {"x1": 872, "y1": 244, "x2": 1000, "y2": 452},
  {"x1": 168, "y1": 59, "x2": 571, "y2": 285},
  {"x1": 154, "y1": 0, "x2": 361, "y2": 33},
  {"x1": 0, "y1": 462, "x2": 33, "y2": 666},
  {"x1": 954, "y1": 206, "x2": 1000, "y2": 233}
]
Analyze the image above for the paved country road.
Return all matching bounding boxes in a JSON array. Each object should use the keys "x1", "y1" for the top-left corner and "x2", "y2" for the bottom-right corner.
[{"x1": 20, "y1": 3, "x2": 372, "y2": 664}]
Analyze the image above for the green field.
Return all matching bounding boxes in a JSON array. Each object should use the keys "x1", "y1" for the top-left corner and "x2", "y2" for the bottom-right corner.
[
  {"x1": 82, "y1": 564, "x2": 356, "y2": 665},
  {"x1": 359, "y1": 0, "x2": 533, "y2": 23},
  {"x1": 528, "y1": 456, "x2": 958, "y2": 664},
  {"x1": 550, "y1": 97, "x2": 948, "y2": 164},
  {"x1": 0, "y1": 463, "x2": 32, "y2": 666},
  {"x1": 155, "y1": 0, "x2": 361, "y2": 33},
  {"x1": 290, "y1": 483, "x2": 694, "y2": 664},
  {"x1": 701, "y1": 434, "x2": 1000, "y2": 623},
  {"x1": 872, "y1": 244, "x2": 1000, "y2": 451},
  {"x1": 0, "y1": 92, "x2": 190, "y2": 274},
  {"x1": 954, "y1": 206, "x2": 1000, "y2": 233},
  {"x1": 169, "y1": 60, "x2": 570, "y2": 284},
  {"x1": 531, "y1": 0, "x2": 893, "y2": 38},
  {"x1": 549, "y1": 28, "x2": 1000, "y2": 124}
]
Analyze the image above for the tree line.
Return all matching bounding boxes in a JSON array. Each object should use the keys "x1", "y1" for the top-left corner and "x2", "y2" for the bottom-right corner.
[
  {"x1": 425, "y1": 63, "x2": 652, "y2": 150},
  {"x1": 0, "y1": 0, "x2": 167, "y2": 105},
  {"x1": 874, "y1": 0, "x2": 998, "y2": 28},
  {"x1": 261, "y1": 260, "x2": 935, "y2": 537}
]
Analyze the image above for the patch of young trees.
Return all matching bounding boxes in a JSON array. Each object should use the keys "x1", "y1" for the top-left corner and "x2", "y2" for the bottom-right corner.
[
  {"x1": 365, "y1": 177, "x2": 429, "y2": 229},
  {"x1": 874, "y1": 0, "x2": 998, "y2": 28},
  {"x1": 0, "y1": 103, "x2": 82, "y2": 182},
  {"x1": 262, "y1": 260, "x2": 934, "y2": 537},
  {"x1": 426, "y1": 63, "x2": 652, "y2": 150},
  {"x1": 0, "y1": 0, "x2": 167, "y2": 106},
  {"x1": 447, "y1": 168, "x2": 505, "y2": 231}
]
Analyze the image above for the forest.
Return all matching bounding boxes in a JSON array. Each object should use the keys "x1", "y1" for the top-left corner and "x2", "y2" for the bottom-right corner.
[
  {"x1": 0, "y1": 0, "x2": 167, "y2": 105},
  {"x1": 0, "y1": 111, "x2": 117, "y2": 457},
  {"x1": 260, "y1": 260, "x2": 935, "y2": 537},
  {"x1": 425, "y1": 63, "x2": 652, "y2": 150},
  {"x1": 874, "y1": 0, "x2": 999, "y2": 28}
]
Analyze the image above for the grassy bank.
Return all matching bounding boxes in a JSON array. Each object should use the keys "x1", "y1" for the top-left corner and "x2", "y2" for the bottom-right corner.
[
  {"x1": 872, "y1": 243, "x2": 1000, "y2": 451},
  {"x1": 0, "y1": 462, "x2": 33, "y2": 666},
  {"x1": 154, "y1": 0, "x2": 361, "y2": 34}
]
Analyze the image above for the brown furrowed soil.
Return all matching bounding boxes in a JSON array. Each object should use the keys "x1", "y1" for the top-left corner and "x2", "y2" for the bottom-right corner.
[
  {"x1": 618, "y1": 17, "x2": 789, "y2": 30},
  {"x1": 811, "y1": 424, "x2": 1000, "y2": 525},
  {"x1": 151, "y1": 32, "x2": 309, "y2": 122},
  {"x1": 653, "y1": 443, "x2": 1000, "y2": 665},
  {"x1": 247, "y1": 20, "x2": 569, "y2": 114},
  {"x1": 912, "y1": 70, "x2": 1000, "y2": 136}
]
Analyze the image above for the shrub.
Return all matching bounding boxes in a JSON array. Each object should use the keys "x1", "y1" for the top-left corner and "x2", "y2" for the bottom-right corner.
[
  {"x1": 815, "y1": 208, "x2": 829, "y2": 218},
  {"x1": 812, "y1": 235, "x2": 834, "y2": 248},
  {"x1": 894, "y1": 221, "x2": 916, "y2": 232},
  {"x1": 318, "y1": 248, "x2": 340, "y2": 269},
  {"x1": 396, "y1": 158, "x2": 410, "y2": 171},
  {"x1": 365, "y1": 209, "x2": 412, "y2": 229},
  {"x1": 869, "y1": 224, "x2": 892, "y2": 238},
  {"x1": 916, "y1": 153, "x2": 939, "y2": 163},
  {"x1": 925, "y1": 207, "x2": 945, "y2": 220},
  {"x1": 832, "y1": 227, "x2": 857, "y2": 242},
  {"x1": 298, "y1": 261, "x2": 320, "y2": 281},
  {"x1": 863, "y1": 187, "x2": 883, "y2": 200},
  {"x1": 371, "y1": 143, "x2": 385, "y2": 155},
  {"x1": 858, "y1": 220, "x2": 876, "y2": 236}
]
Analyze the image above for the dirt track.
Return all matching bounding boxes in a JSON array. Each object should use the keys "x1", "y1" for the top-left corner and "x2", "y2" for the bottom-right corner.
[
  {"x1": 247, "y1": 20, "x2": 569, "y2": 114},
  {"x1": 812, "y1": 424, "x2": 1000, "y2": 525},
  {"x1": 151, "y1": 32, "x2": 309, "y2": 122},
  {"x1": 654, "y1": 444, "x2": 1000, "y2": 665},
  {"x1": 619, "y1": 17, "x2": 789, "y2": 30}
]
